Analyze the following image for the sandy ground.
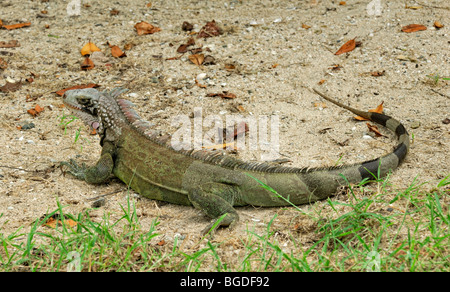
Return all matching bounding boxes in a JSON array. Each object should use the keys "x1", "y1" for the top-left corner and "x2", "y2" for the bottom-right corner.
[{"x1": 0, "y1": 0, "x2": 449, "y2": 255}]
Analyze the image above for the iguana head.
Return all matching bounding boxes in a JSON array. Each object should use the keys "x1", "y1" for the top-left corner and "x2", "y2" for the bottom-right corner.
[
  {"x1": 63, "y1": 88, "x2": 128, "y2": 136},
  {"x1": 63, "y1": 88, "x2": 103, "y2": 133}
]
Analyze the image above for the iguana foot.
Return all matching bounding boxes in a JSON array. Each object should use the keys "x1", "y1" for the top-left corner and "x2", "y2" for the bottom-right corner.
[
  {"x1": 201, "y1": 212, "x2": 239, "y2": 236},
  {"x1": 60, "y1": 154, "x2": 114, "y2": 184},
  {"x1": 60, "y1": 159, "x2": 88, "y2": 180}
]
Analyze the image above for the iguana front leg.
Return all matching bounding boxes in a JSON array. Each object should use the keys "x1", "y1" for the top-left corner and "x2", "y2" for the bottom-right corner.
[
  {"x1": 61, "y1": 142, "x2": 115, "y2": 184},
  {"x1": 188, "y1": 182, "x2": 241, "y2": 235}
]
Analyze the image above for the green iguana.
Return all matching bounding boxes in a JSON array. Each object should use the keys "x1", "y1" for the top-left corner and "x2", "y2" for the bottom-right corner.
[{"x1": 61, "y1": 87, "x2": 409, "y2": 234}]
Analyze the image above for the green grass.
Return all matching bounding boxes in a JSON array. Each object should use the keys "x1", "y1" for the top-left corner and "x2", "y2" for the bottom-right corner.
[{"x1": 1, "y1": 174, "x2": 449, "y2": 271}]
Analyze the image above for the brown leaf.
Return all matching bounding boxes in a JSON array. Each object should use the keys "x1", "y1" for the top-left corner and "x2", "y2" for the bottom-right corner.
[
  {"x1": 182, "y1": 21, "x2": 194, "y2": 31},
  {"x1": 27, "y1": 104, "x2": 44, "y2": 117},
  {"x1": 134, "y1": 21, "x2": 161, "y2": 35},
  {"x1": 110, "y1": 9, "x2": 120, "y2": 15},
  {"x1": 0, "y1": 81, "x2": 22, "y2": 93},
  {"x1": 0, "y1": 40, "x2": 20, "y2": 48},
  {"x1": 434, "y1": 21, "x2": 444, "y2": 29},
  {"x1": 370, "y1": 70, "x2": 385, "y2": 77},
  {"x1": 224, "y1": 63, "x2": 236, "y2": 71},
  {"x1": 0, "y1": 19, "x2": 2, "y2": 28},
  {"x1": 2, "y1": 22, "x2": 31, "y2": 30},
  {"x1": 189, "y1": 53, "x2": 204, "y2": 65},
  {"x1": 207, "y1": 91, "x2": 237, "y2": 99},
  {"x1": 109, "y1": 45, "x2": 126, "y2": 58},
  {"x1": 355, "y1": 101, "x2": 384, "y2": 121},
  {"x1": 81, "y1": 56, "x2": 95, "y2": 70},
  {"x1": 42, "y1": 214, "x2": 77, "y2": 229},
  {"x1": 301, "y1": 23, "x2": 311, "y2": 29},
  {"x1": 81, "y1": 42, "x2": 101, "y2": 56},
  {"x1": 197, "y1": 20, "x2": 222, "y2": 38},
  {"x1": 401, "y1": 24, "x2": 427, "y2": 33},
  {"x1": 366, "y1": 123, "x2": 383, "y2": 137},
  {"x1": 55, "y1": 83, "x2": 99, "y2": 96},
  {"x1": 177, "y1": 44, "x2": 189, "y2": 53},
  {"x1": 335, "y1": 39, "x2": 356, "y2": 55},
  {"x1": 195, "y1": 79, "x2": 207, "y2": 88}
]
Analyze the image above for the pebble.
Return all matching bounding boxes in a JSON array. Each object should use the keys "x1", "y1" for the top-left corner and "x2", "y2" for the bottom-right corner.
[{"x1": 196, "y1": 73, "x2": 207, "y2": 80}]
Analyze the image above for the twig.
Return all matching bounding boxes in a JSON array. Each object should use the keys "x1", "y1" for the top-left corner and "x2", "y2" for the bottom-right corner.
[{"x1": 86, "y1": 188, "x2": 126, "y2": 201}]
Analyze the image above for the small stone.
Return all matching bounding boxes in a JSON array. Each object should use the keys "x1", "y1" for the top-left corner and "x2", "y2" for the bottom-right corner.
[{"x1": 410, "y1": 120, "x2": 420, "y2": 129}]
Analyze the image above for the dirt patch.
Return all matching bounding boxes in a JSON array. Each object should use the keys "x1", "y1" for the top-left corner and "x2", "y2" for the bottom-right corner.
[{"x1": 0, "y1": 0, "x2": 449, "y2": 254}]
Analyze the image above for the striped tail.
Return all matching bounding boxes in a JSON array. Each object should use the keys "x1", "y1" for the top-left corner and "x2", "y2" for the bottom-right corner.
[{"x1": 312, "y1": 88, "x2": 409, "y2": 180}]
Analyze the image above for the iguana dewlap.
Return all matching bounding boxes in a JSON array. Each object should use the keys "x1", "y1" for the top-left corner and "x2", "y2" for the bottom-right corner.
[{"x1": 61, "y1": 88, "x2": 409, "y2": 234}]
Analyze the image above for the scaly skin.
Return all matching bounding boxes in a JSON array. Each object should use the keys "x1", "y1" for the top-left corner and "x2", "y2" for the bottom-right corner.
[{"x1": 61, "y1": 88, "x2": 409, "y2": 234}]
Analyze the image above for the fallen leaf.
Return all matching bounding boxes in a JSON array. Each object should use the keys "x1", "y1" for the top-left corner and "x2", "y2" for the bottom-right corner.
[
  {"x1": 2, "y1": 22, "x2": 31, "y2": 30},
  {"x1": 434, "y1": 21, "x2": 444, "y2": 29},
  {"x1": 81, "y1": 42, "x2": 101, "y2": 56},
  {"x1": 335, "y1": 39, "x2": 356, "y2": 55},
  {"x1": 339, "y1": 1, "x2": 346, "y2": 5},
  {"x1": 314, "y1": 102, "x2": 327, "y2": 108},
  {"x1": 198, "y1": 20, "x2": 222, "y2": 38},
  {"x1": 301, "y1": 23, "x2": 311, "y2": 29},
  {"x1": 157, "y1": 240, "x2": 166, "y2": 246},
  {"x1": 134, "y1": 21, "x2": 161, "y2": 35},
  {"x1": 0, "y1": 19, "x2": 2, "y2": 28},
  {"x1": 224, "y1": 63, "x2": 236, "y2": 71},
  {"x1": 366, "y1": 123, "x2": 383, "y2": 137},
  {"x1": 272, "y1": 63, "x2": 279, "y2": 68},
  {"x1": 370, "y1": 70, "x2": 385, "y2": 77},
  {"x1": 0, "y1": 40, "x2": 20, "y2": 48},
  {"x1": 401, "y1": 24, "x2": 427, "y2": 33},
  {"x1": 27, "y1": 104, "x2": 44, "y2": 117},
  {"x1": 55, "y1": 83, "x2": 100, "y2": 96},
  {"x1": 405, "y1": 5, "x2": 422, "y2": 9},
  {"x1": 207, "y1": 91, "x2": 237, "y2": 99},
  {"x1": 182, "y1": 21, "x2": 194, "y2": 31},
  {"x1": 42, "y1": 213, "x2": 77, "y2": 229},
  {"x1": 108, "y1": 43, "x2": 126, "y2": 58},
  {"x1": 0, "y1": 81, "x2": 22, "y2": 93},
  {"x1": 318, "y1": 79, "x2": 326, "y2": 85},
  {"x1": 189, "y1": 53, "x2": 204, "y2": 65},
  {"x1": 195, "y1": 79, "x2": 207, "y2": 88},
  {"x1": 81, "y1": 56, "x2": 95, "y2": 70},
  {"x1": 110, "y1": 8, "x2": 120, "y2": 15},
  {"x1": 355, "y1": 101, "x2": 384, "y2": 121},
  {"x1": 177, "y1": 44, "x2": 189, "y2": 53}
]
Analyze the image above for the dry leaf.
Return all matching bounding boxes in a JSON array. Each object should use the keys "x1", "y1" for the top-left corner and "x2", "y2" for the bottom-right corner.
[
  {"x1": 134, "y1": 21, "x2": 161, "y2": 35},
  {"x1": 0, "y1": 81, "x2": 22, "y2": 93},
  {"x1": 207, "y1": 91, "x2": 237, "y2": 99},
  {"x1": 339, "y1": 1, "x2": 346, "y2": 5},
  {"x1": 81, "y1": 56, "x2": 95, "y2": 70},
  {"x1": 335, "y1": 39, "x2": 356, "y2": 55},
  {"x1": 314, "y1": 102, "x2": 327, "y2": 108},
  {"x1": 42, "y1": 214, "x2": 77, "y2": 229},
  {"x1": 355, "y1": 101, "x2": 384, "y2": 121},
  {"x1": 110, "y1": 9, "x2": 120, "y2": 15},
  {"x1": 0, "y1": 40, "x2": 20, "y2": 48},
  {"x1": 370, "y1": 70, "x2": 385, "y2": 77},
  {"x1": 401, "y1": 24, "x2": 427, "y2": 33},
  {"x1": 366, "y1": 123, "x2": 383, "y2": 137},
  {"x1": 434, "y1": 21, "x2": 444, "y2": 29},
  {"x1": 0, "y1": 19, "x2": 2, "y2": 28},
  {"x1": 224, "y1": 63, "x2": 236, "y2": 71},
  {"x1": 81, "y1": 42, "x2": 101, "y2": 56},
  {"x1": 301, "y1": 23, "x2": 311, "y2": 29},
  {"x1": 318, "y1": 79, "x2": 326, "y2": 85},
  {"x1": 2, "y1": 22, "x2": 31, "y2": 30},
  {"x1": 189, "y1": 53, "x2": 204, "y2": 65},
  {"x1": 182, "y1": 21, "x2": 194, "y2": 31},
  {"x1": 108, "y1": 43, "x2": 126, "y2": 58},
  {"x1": 27, "y1": 104, "x2": 44, "y2": 117},
  {"x1": 195, "y1": 79, "x2": 207, "y2": 88},
  {"x1": 198, "y1": 20, "x2": 222, "y2": 38},
  {"x1": 55, "y1": 83, "x2": 99, "y2": 96}
]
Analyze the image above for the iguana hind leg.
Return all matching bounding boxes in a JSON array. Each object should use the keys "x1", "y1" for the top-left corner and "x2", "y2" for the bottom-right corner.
[
  {"x1": 188, "y1": 183, "x2": 240, "y2": 235},
  {"x1": 61, "y1": 153, "x2": 114, "y2": 184}
]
